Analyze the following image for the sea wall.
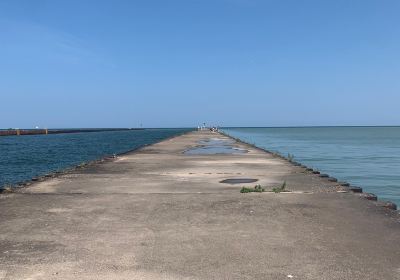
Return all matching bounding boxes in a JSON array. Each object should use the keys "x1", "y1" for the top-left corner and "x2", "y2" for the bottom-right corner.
[{"x1": 0, "y1": 128, "x2": 141, "y2": 137}]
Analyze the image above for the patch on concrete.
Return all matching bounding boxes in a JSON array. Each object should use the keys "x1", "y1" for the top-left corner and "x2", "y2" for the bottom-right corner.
[
  {"x1": 219, "y1": 178, "x2": 259, "y2": 184},
  {"x1": 185, "y1": 146, "x2": 247, "y2": 155},
  {"x1": 47, "y1": 208, "x2": 73, "y2": 213},
  {"x1": 0, "y1": 240, "x2": 62, "y2": 264}
]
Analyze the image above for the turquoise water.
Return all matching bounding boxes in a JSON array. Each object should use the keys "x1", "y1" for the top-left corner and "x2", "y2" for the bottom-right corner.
[
  {"x1": 0, "y1": 128, "x2": 192, "y2": 188},
  {"x1": 222, "y1": 127, "x2": 400, "y2": 205}
]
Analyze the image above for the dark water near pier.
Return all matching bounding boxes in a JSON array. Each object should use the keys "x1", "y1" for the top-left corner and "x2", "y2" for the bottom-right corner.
[
  {"x1": 222, "y1": 127, "x2": 400, "y2": 206},
  {"x1": 0, "y1": 128, "x2": 192, "y2": 188}
]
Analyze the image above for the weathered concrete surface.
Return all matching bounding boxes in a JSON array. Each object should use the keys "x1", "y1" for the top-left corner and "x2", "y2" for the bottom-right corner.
[{"x1": 0, "y1": 131, "x2": 399, "y2": 279}]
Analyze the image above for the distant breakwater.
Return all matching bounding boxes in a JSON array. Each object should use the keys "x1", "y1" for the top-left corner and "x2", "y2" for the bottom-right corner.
[{"x1": 0, "y1": 128, "x2": 143, "y2": 137}]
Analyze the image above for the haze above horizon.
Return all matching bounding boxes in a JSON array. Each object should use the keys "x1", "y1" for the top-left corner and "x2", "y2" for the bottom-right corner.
[{"x1": 1, "y1": 0, "x2": 399, "y2": 128}]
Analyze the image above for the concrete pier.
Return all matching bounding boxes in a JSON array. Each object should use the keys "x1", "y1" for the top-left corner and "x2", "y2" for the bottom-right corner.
[{"x1": 0, "y1": 131, "x2": 399, "y2": 279}]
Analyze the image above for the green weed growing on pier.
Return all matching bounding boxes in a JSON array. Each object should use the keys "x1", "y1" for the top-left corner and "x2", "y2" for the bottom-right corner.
[
  {"x1": 240, "y1": 184, "x2": 265, "y2": 193},
  {"x1": 272, "y1": 181, "x2": 287, "y2": 193}
]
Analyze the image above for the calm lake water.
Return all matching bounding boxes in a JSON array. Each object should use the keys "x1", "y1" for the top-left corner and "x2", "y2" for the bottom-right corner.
[
  {"x1": 222, "y1": 127, "x2": 400, "y2": 205},
  {"x1": 0, "y1": 128, "x2": 192, "y2": 188}
]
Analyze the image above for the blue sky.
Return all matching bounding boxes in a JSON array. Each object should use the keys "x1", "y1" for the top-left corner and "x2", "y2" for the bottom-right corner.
[{"x1": 1, "y1": 0, "x2": 399, "y2": 128}]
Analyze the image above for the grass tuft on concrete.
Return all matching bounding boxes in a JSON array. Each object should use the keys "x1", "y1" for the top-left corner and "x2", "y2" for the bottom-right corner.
[
  {"x1": 272, "y1": 181, "x2": 287, "y2": 193},
  {"x1": 240, "y1": 184, "x2": 265, "y2": 193},
  {"x1": 240, "y1": 182, "x2": 289, "y2": 193}
]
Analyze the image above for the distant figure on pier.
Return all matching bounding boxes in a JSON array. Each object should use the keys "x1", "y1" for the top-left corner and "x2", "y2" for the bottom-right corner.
[{"x1": 198, "y1": 123, "x2": 207, "y2": 131}]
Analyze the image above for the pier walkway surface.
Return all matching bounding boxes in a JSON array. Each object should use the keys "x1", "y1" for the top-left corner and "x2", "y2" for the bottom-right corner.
[{"x1": 1, "y1": 131, "x2": 399, "y2": 279}]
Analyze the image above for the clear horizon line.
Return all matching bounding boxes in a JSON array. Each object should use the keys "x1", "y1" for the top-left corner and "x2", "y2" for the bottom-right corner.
[{"x1": 2, "y1": 125, "x2": 400, "y2": 130}]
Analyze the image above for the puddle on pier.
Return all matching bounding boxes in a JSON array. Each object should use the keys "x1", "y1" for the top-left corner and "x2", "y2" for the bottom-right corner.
[
  {"x1": 220, "y1": 178, "x2": 259, "y2": 184},
  {"x1": 184, "y1": 138, "x2": 247, "y2": 155}
]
